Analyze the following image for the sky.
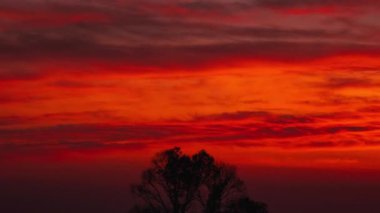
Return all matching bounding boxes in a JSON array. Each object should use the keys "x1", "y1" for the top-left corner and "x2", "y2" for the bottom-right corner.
[{"x1": 1, "y1": 0, "x2": 380, "y2": 212}]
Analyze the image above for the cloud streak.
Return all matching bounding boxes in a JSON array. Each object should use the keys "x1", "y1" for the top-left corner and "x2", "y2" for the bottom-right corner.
[{"x1": 1, "y1": 110, "x2": 379, "y2": 152}]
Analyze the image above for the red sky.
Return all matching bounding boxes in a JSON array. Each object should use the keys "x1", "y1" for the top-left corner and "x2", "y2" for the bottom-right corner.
[{"x1": 1, "y1": 0, "x2": 380, "y2": 212}]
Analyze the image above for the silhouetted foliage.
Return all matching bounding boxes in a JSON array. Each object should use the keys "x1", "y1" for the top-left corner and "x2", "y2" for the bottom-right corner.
[
  {"x1": 226, "y1": 197, "x2": 268, "y2": 213},
  {"x1": 130, "y1": 147, "x2": 267, "y2": 213}
]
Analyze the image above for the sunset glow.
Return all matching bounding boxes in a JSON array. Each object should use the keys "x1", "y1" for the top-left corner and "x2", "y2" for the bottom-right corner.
[{"x1": 1, "y1": 1, "x2": 380, "y2": 212}]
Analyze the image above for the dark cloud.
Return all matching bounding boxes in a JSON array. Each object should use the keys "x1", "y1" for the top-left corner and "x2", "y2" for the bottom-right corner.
[
  {"x1": 2, "y1": 37, "x2": 379, "y2": 78},
  {"x1": 358, "y1": 106, "x2": 380, "y2": 113},
  {"x1": 193, "y1": 110, "x2": 316, "y2": 124},
  {"x1": 291, "y1": 140, "x2": 362, "y2": 148},
  {"x1": 1, "y1": 119, "x2": 377, "y2": 150},
  {"x1": 301, "y1": 94, "x2": 380, "y2": 107},
  {"x1": 0, "y1": 94, "x2": 49, "y2": 105},
  {"x1": 0, "y1": 68, "x2": 43, "y2": 81},
  {"x1": 0, "y1": 111, "x2": 130, "y2": 127},
  {"x1": 252, "y1": 125, "x2": 372, "y2": 139},
  {"x1": 0, "y1": 116, "x2": 32, "y2": 126},
  {"x1": 3, "y1": 109, "x2": 375, "y2": 150},
  {"x1": 321, "y1": 76, "x2": 377, "y2": 89},
  {"x1": 0, "y1": 0, "x2": 378, "y2": 81},
  {"x1": 328, "y1": 65, "x2": 380, "y2": 72},
  {"x1": 254, "y1": 0, "x2": 380, "y2": 9},
  {"x1": 193, "y1": 111, "x2": 271, "y2": 121},
  {"x1": 161, "y1": 123, "x2": 376, "y2": 149},
  {"x1": 266, "y1": 115, "x2": 315, "y2": 124},
  {"x1": 0, "y1": 123, "x2": 191, "y2": 144},
  {"x1": 50, "y1": 80, "x2": 114, "y2": 88}
]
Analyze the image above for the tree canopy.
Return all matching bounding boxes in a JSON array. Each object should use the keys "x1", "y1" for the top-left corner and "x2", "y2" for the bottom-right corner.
[{"x1": 130, "y1": 147, "x2": 267, "y2": 213}]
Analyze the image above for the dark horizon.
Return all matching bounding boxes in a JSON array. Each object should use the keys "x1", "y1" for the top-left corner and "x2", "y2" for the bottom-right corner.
[{"x1": 2, "y1": 147, "x2": 380, "y2": 213}]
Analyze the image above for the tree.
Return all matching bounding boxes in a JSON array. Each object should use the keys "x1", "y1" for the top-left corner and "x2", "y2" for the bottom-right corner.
[
  {"x1": 130, "y1": 147, "x2": 267, "y2": 213},
  {"x1": 226, "y1": 197, "x2": 268, "y2": 213},
  {"x1": 202, "y1": 164, "x2": 245, "y2": 213}
]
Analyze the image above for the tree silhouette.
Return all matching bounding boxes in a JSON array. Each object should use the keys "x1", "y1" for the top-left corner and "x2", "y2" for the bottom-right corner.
[
  {"x1": 130, "y1": 147, "x2": 268, "y2": 213},
  {"x1": 226, "y1": 197, "x2": 268, "y2": 213}
]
